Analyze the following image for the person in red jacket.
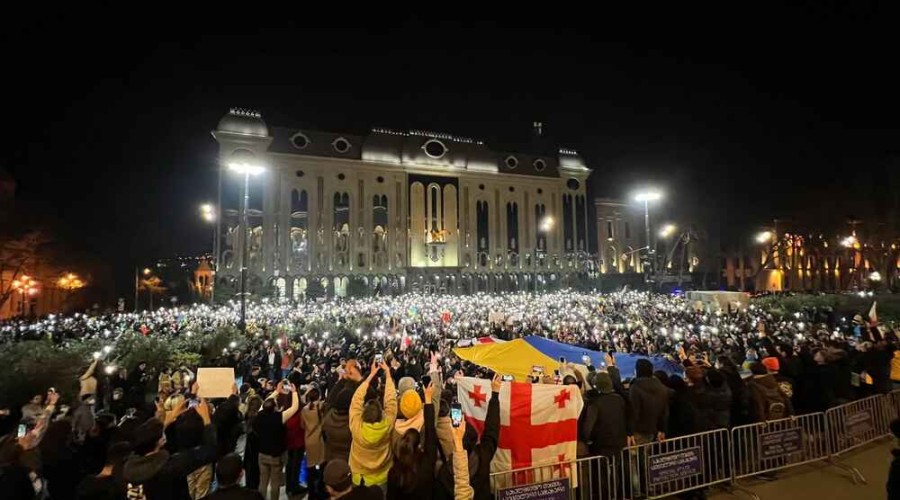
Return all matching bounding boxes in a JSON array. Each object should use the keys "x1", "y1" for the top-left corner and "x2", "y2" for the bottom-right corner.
[{"x1": 284, "y1": 389, "x2": 307, "y2": 496}]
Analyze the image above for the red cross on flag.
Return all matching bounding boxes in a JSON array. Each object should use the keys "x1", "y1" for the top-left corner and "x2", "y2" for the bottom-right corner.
[{"x1": 456, "y1": 377, "x2": 583, "y2": 489}]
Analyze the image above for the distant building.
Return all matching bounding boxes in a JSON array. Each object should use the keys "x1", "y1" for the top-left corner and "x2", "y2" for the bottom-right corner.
[
  {"x1": 722, "y1": 223, "x2": 900, "y2": 292},
  {"x1": 594, "y1": 198, "x2": 645, "y2": 273},
  {"x1": 594, "y1": 198, "x2": 709, "y2": 289},
  {"x1": 212, "y1": 109, "x2": 592, "y2": 298}
]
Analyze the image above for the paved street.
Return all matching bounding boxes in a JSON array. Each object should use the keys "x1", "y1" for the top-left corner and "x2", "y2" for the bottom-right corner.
[{"x1": 711, "y1": 438, "x2": 893, "y2": 500}]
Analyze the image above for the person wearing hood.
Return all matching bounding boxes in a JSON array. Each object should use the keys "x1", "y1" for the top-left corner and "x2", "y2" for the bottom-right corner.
[
  {"x1": 579, "y1": 371, "x2": 630, "y2": 458},
  {"x1": 747, "y1": 362, "x2": 793, "y2": 422},
  {"x1": 348, "y1": 358, "x2": 397, "y2": 488},
  {"x1": 122, "y1": 397, "x2": 218, "y2": 500},
  {"x1": 690, "y1": 369, "x2": 732, "y2": 431},
  {"x1": 629, "y1": 359, "x2": 669, "y2": 444}
]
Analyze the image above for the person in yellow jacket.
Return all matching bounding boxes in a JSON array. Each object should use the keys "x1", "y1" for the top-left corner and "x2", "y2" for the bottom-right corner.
[
  {"x1": 891, "y1": 350, "x2": 900, "y2": 390},
  {"x1": 349, "y1": 358, "x2": 397, "y2": 488}
]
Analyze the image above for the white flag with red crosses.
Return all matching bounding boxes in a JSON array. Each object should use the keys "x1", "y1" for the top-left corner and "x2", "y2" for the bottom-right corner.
[{"x1": 456, "y1": 377, "x2": 583, "y2": 487}]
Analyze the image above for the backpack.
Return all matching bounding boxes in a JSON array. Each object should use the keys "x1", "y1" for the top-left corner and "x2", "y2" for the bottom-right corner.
[{"x1": 753, "y1": 380, "x2": 789, "y2": 421}]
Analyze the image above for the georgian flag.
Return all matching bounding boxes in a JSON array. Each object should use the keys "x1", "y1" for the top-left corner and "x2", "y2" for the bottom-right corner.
[{"x1": 456, "y1": 377, "x2": 583, "y2": 489}]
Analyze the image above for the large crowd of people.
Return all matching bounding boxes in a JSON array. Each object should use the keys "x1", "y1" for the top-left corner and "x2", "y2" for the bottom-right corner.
[{"x1": 0, "y1": 290, "x2": 897, "y2": 500}]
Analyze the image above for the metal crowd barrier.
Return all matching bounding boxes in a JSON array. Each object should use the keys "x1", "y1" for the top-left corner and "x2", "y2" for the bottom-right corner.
[
  {"x1": 617, "y1": 429, "x2": 731, "y2": 500},
  {"x1": 826, "y1": 394, "x2": 891, "y2": 456},
  {"x1": 731, "y1": 412, "x2": 828, "y2": 480},
  {"x1": 489, "y1": 393, "x2": 899, "y2": 499},
  {"x1": 888, "y1": 389, "x2": 900, "y2": 420},
  {"x1": 489, "y1": 455, "x2": 614, "y2": 500}
]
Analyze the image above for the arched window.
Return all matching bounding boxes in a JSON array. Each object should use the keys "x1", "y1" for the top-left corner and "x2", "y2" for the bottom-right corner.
[{"x1": 290, "y1": 189, "x2": 309, "y2": 271}]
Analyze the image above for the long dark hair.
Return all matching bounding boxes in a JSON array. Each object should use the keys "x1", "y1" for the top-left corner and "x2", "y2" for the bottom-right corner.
[{"x1": 389, "y1": 428, "x2": 422, "y2": 491}]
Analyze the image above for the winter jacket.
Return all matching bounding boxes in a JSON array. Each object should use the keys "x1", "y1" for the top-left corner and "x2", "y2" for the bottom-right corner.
[
  {"x1": 322, "y1": 408, "x2": 352, "y2": 462},
  {"x1": 348, "y1": 377, "x2": 398, "y2": 486},
  {"x1": 667, "y1": 388, "x2": 700, "y2": 438},
  {"x1": 691, "y1": 384, "x2": 732, "y2": 431},
  {"x1": 579, "y1": 390, "x2": 629, "y2": 457},
  {"x1": 122, "y1": 425, "x2": 218, "y2": 500},
  {"x1": 748, "y1": 374, "x2": 793, "y2": 422},
  {"x1": 891, "y1": 351, "x2": 900, "y2": 383},
  {"x1": 254, "y1": 410, "x2": 286, "y2": 457},
  {"x1": 629, "y1": 377, "x2": 670, "y2": 435},
  {"x1": 434, "y1": 391, "x2": 500, "y2": 500},
  {"x1": 387, "y1": 403, "x2": 436, "y2": 500},
  {"x1": 301, "y1": 401, "x2": 325, "y2": 466}
]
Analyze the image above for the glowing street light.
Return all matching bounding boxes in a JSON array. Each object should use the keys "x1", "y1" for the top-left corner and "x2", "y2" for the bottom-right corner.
[
  {"x1": 200, "y1": 203, "x2": 216, "y2": 222},
  {"x1": 840, "y1": 235, "x2": 858, "y2": 248},
  {"x1": 755, "y1": 231, "x2": 773, "y2": 244},
  {"x1": 633, "y1": 190, "x2": 663, "y2": 278},
  {"x1": 633, "y1": 191, "x2": 662, "y2": 203},
  {"x1": 659, "y1": 224, "x2": 676, "y2": 238},
  {"x1": 11, "y1": 275, "x2": 38, "y2": 317},
  {"x1": 540, "y1": 216, "x2": 555, "y2": 233},
  {"x1": 869, "y1": 271, "x2": 882, "y2": 282}
]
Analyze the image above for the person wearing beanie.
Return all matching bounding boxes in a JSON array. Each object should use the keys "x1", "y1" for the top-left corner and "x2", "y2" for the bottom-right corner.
[
  {"x1": 762, "y1": 356, "x2": 796, "y2": 406},
  {"x1": 322, "y1": 459, "x2": 382, "y2": 499},
  {"x1": 629, "y1": 359, "x2": 669, "y2": 444},
  {"x1": 348, "y1": 358, "x2": 397, "y2": 487},
  {"x1": 386, "y1": 382, "x2": 437, "y2": 500}
]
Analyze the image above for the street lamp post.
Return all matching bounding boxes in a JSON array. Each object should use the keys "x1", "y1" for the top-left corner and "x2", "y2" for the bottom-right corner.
[
  {"x1": 634, "y1": 191, "x2": 662, "y2": 280},
  {"x1": 134, "y1": 267, "x2": 152, "y2": 312},
  {"x1": 11, "y1": 275, "x2": 38, "y2": 318},
  {"x1": 228, "y1": 160, "x2": 264, "y2": 335},
  {"x1": 200, "y1": 203, "x2": 217, "y2": 303}
]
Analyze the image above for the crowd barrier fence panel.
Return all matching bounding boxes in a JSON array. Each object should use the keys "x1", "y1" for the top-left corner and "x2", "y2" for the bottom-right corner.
[
  {"x1": 888, "y1": 389, "x2": 900, "y2": 420},
  {"x1": 731, "y1": 412, "x2": 829, "y2": 481},
  {"x1": 825, "y1": 394, "x2": 891, "y2": 457},
  {"x1": 488, "y1": 394, "x2": 899, "y2": 499},
  {"x1": 616, "y1": 428, "x2": 731, "y2": 500}
]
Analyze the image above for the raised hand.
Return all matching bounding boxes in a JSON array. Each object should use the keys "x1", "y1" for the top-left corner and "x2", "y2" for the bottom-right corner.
[{"x1": 491, "y1": 373, "x2": 502, "y2": 393}]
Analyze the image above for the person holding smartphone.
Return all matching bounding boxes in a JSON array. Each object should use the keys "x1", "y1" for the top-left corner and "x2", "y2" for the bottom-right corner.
[{"x1": 348, "y1": 358, "x2": 397, "y2": 488}]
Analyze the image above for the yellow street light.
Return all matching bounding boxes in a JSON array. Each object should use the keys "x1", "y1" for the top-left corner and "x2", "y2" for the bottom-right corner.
[
  {"x1": 200, "y1": 203, "x2": 216, "y2": 222},
  {"x1": 755, "y1": 231, "x2": 773, "y2": 244},
  {"x1": 659, "y1": 224, "x2": 677, "y2": 238}
]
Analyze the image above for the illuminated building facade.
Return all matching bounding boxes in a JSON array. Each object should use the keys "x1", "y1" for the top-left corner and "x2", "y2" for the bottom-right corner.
[
  {"x1": 722, "y1": 226, "x2": 900, "y2": 292},
  {"x1": 212, "y1": 109, "x2": 592, "y2": 298}
]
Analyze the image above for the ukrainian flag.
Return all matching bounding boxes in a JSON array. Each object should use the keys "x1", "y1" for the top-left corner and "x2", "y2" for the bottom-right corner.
[{"x1": 454, "y1": 335, "x2": 684, "y2": 381}]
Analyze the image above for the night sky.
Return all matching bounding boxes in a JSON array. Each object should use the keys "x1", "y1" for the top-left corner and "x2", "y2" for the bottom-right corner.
[{"x1": 3, "y1": 5, "x2": 899, "y2": 296}]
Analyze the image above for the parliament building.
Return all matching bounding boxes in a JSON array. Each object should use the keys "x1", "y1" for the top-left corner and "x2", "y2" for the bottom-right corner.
[{"x1": 212, "y1": 109, "x2": 592, "y2": 299}]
